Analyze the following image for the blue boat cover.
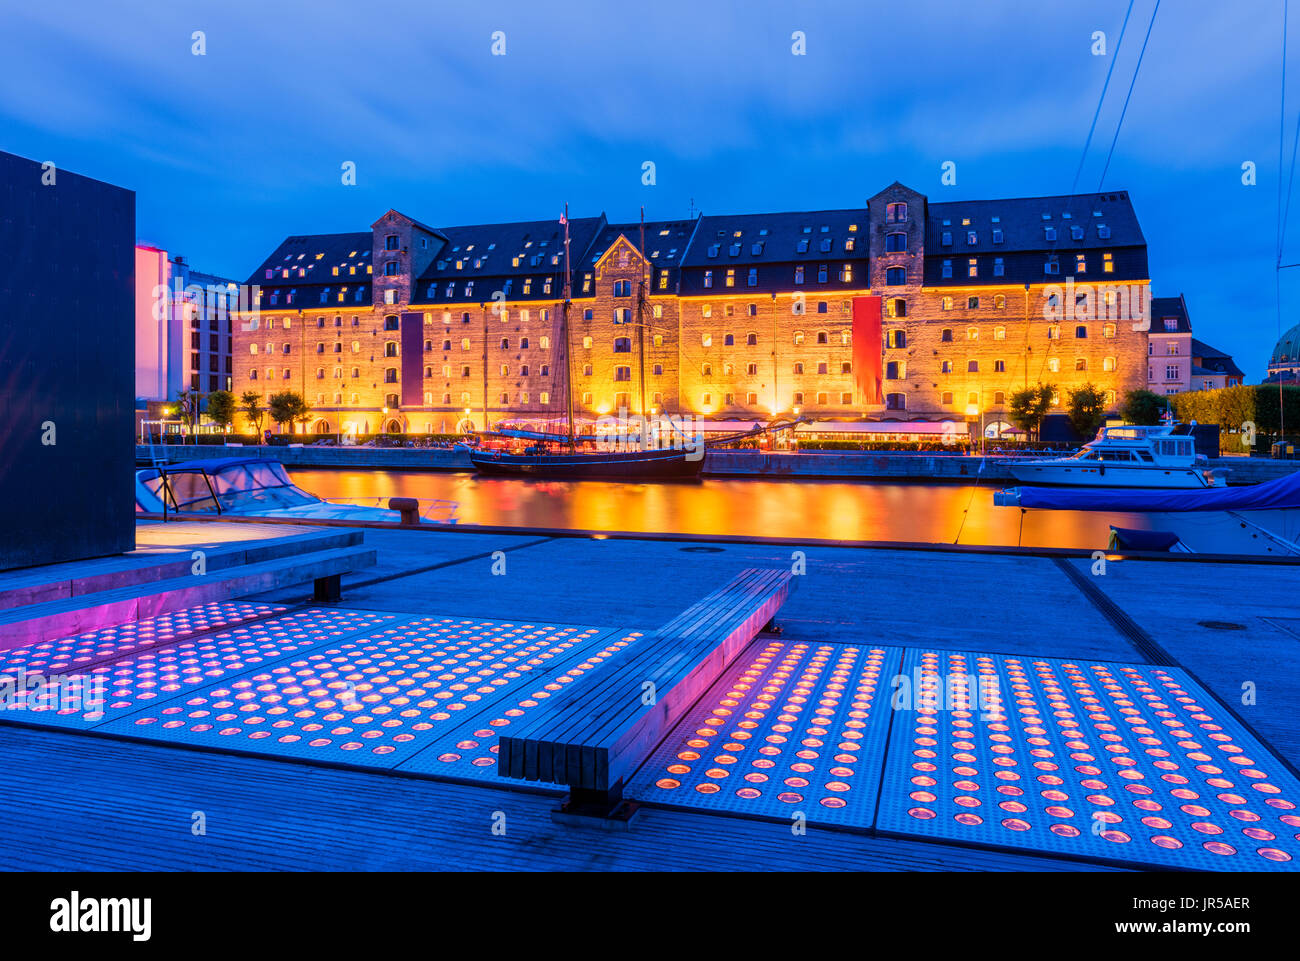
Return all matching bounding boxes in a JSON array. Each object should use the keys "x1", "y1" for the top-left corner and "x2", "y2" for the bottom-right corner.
[{"x1": 1014, "y1": 467, "x2": 1300, "y2": 512}]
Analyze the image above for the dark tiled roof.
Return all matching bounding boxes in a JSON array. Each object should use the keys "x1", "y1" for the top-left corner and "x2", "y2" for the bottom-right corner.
[
  {"x1": 415, "y1": 216, "x2": 605, "y2": 303},
  {"x1": 681, "y1": 209, "x2": 868, "y2": 267},
  {"x1": 924, "y1": 191, "x2": 1147, "y2": 285},
  {"x1": 246, "y1": 231, "x2": 374, "y2": 309},
  {"x1": 1191, "y1": 338, "x2": 1244, "y2": 378},
  {"x1": 1150, "y1": 295, "x2": 1192, "y2": 333},
  {"x1": 577, "y1": 219, "x2": 697, "y2": 296},
  {"x1": 679, "y1": 208, "x2": 870, "y2": 296}
]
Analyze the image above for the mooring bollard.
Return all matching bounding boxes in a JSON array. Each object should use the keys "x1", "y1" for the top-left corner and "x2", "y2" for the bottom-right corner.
[{"x1": 388, "y1": 497, "x2": 421, "y2": 525}]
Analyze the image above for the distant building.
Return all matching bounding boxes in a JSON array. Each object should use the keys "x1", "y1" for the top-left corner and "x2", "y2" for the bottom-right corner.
[
  {"x1": 1266, "y1": 322, "x2": 1300, "y2": 383},
  {"x1": 1147, "y1": 294, "x2": 1241, "y2": 393},
  {"x1": 135, "y1": 245, "x2": 237, "y2": 403},
  {"x1": 1190, "y1": 339, "x2": 1244, "y2": 390},
  {"x1": 233, "y1": 185, "x2": 1152, "y2": 436}
]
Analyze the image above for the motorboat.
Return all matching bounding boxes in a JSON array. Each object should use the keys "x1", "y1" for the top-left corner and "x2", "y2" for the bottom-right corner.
[
  {"x1": 135, "y1": 457, "x2": 458, "y2": 524},
  {"x1": 994, "y1": 469, "x2": 1300, "y2": 555},
  {"x1": 1006, "y1": 423, "x2": 1220, "y2": 489}
]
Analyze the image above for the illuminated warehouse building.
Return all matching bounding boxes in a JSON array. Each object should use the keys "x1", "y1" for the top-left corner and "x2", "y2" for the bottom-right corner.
[{"x1": 232, "y1": 183, "x2": 1151, "y2": 436}]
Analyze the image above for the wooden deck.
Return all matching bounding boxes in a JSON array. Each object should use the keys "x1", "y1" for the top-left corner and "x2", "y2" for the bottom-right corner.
[
  {"x1": 3, "y1": 521, "x2": 1295, "y2": 871},
  {"x1": 0, "y1": 726, "x2": 1115, "y2": 871}
]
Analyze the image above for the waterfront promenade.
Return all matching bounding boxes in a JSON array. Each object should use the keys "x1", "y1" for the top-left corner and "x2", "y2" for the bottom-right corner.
[
  {"x1": 2, "y1": 519, "x2": 1298, "y2": 871},
  {"x1": 136, "y1": 444, "x2": 1300, "y2": 484}
]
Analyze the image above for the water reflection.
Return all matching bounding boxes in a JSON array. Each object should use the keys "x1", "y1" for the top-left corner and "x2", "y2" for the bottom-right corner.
[{"x1": 289, "y1": 469, "x2": 1149, "y2": 551}]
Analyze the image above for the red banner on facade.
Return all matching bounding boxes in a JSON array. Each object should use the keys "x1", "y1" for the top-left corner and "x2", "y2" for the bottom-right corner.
[{"x1": 851, "y1": 296, "x2": 883, "y2": 406}]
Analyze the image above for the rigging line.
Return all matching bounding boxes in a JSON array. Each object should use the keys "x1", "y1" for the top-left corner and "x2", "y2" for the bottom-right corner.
[
  {"x1": 1072, "y1": 0, "x2": 1136, "y2": 194},
  {"x1": 1279, "y1": 0, "x2": 1291, "y2": 439},
  {"x1": 1279, "y1": 0, "x2": 1292, "y2": 264},
  {"x1": 1098, "y1": 0, "x2": 1162, "y2": 191}
]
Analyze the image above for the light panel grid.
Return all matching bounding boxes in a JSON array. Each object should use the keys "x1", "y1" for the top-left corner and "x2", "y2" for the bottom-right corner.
[
  {"x1": 101, "y1": 616, "x2": 632, "y2": 771},
  {"x1": 0, "y1": 608, "x2": 398, "y2": 728},
  {"x1": 876, "y1": 649, "x2": 1300, "y2": 871},
  {"x1": 625, "y1": 640, "x2": 899, "y2": 827},
  {"x1": 394, "y1": 627, "x2": 646, "y2": 780},
  {"x1": 0, "y1": 601, "x2": 287, "y2": 677}
]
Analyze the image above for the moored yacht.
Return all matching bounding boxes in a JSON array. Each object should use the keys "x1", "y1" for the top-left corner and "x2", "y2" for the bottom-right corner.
[
  {"x1": 1006, "y1": 423, "x2": 1220, "y2": 489},
  {"x1": 135, "y1": 457, "x2": 458, "y2": 523}
]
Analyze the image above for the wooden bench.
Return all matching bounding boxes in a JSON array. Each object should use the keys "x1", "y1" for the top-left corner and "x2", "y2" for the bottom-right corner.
[
  {"x1": 0, "y1": 545, "x2": 377, "y2": 650},
  {"x1": 497, "y1": 568, "x2": 795, "y2": 823}
]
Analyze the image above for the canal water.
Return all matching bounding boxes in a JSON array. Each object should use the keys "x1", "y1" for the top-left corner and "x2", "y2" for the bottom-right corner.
[{"x1": 288, "y1": 469, "x2": 1150, "y2": 550}]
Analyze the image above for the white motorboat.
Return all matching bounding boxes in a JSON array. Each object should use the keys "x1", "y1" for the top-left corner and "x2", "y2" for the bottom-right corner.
[
  {"x1": 1006, "y1": 423, "x2": 1220, "y2": 489},
  {"x1": 135, "y1": 457, "x2": 458, "y2": 524},
  {"x1": 994, "y1": 469, "x2": 1300, "y2": 555}
]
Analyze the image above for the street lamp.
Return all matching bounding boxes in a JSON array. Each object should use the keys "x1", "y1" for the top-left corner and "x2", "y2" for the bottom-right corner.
[{"x1": 965, "y1": 400, "x2": 985, "y2": 455}]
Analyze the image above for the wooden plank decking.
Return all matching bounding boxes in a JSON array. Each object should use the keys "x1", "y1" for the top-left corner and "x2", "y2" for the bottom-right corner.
[{"x1": 0, "y1": 726, "x2": 1117, "y2": 872}]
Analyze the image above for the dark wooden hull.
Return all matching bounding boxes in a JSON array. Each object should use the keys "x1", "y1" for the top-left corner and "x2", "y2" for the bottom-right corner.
[{"x1": 468, "y1": 447, "x2": 704, "y2": 481}]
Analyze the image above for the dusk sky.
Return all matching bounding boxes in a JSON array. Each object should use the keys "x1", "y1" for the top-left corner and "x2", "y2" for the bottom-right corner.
[{"x1": 4, "y1": 0, "x2": 1298, "y2": 377}]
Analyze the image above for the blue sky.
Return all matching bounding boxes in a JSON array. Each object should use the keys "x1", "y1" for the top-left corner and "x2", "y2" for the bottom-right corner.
[{"x1": 3, "y1": 0, "x2": 1298, "y2": 378}]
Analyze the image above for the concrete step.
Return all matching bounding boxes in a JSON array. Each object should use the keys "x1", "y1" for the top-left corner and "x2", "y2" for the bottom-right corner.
[
  {"x1": 0, "y1": 529, "x2": 363, "y2": 612},
  {"x1": 0, "y1": 546, "x2": 377, "y2": 651}
]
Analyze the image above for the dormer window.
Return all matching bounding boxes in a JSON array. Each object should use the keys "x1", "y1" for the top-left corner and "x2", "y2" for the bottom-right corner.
[
  {"x1": 1044, "y1": 226, "x2": 1057, "y2": 241},
  {"x1": 1097, "y1": 224, "x2": 1111, "y2": 239}
]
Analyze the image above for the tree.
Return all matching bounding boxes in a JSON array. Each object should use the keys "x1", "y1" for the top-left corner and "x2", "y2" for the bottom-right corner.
[
  {"x1": 206, "y1": 390, "x2": 236, "y2": 437},
  {"x1": 240, "y1": 390, "x2": 265, "y2": 439},
  {"x1": 173, "y1": 389, "x2": 204, "y2": 442},
  {"x1": 1066, "y1": 383, "x2": 1108, "y2": 440},
  {"x1": 1121, "y1": 389, "x2": 1165, "y2": 426},
  {"x1": 268, "y1": 391, "x2": 311, "y2": 434},
  {"x1": 1008, "y1": 384, "x2": 1053, "y2": 440}
]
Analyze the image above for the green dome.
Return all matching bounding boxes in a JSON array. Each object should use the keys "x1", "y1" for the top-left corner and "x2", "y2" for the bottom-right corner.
[{"x1": 1270, "y1": 323, "x2": 1300, "y2": 366}]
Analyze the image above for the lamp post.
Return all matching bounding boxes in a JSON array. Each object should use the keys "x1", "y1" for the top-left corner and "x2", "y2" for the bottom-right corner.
[{"x1": 965, "y1": 393, "x2": 985, "y2": 456}]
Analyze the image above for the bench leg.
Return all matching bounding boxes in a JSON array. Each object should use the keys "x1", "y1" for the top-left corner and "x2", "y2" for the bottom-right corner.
[
  {"x1": 313, "y1": 574, "x2": 342, "y2": 602},
  {"x1": 552, "y1": 780, "x2": 640, "y2": 831}
]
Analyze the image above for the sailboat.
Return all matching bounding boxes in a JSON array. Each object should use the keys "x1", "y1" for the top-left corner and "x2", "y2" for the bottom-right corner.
[{"x1": 467, "y1": 206, "x2": 706, "y2": 481}]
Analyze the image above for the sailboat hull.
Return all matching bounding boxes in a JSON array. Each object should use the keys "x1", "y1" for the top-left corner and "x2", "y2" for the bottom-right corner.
[{"x1": 469, "y1": 447, "x2": 704, "y2": 481}]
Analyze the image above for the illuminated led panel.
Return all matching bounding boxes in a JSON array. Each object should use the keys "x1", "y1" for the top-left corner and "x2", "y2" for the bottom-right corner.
[
  {"x1": 103, "y1": 617, "x2": 630, "y2": 771},
  {"x1": 0, "y1": 608, "x2": 398, "y2": 729},
  {"x1": 877, "y1": 649, "x2": 1300, "y2": 871},
  {"x1": 395, "y1": 627, "x2": 646, "y2": 781},
  {"x1": 625, "y1": 641, "x2": 899, "y2": 827},
  {"x1": 0, "y1": 602, "x2": 287, "y2": 677}
]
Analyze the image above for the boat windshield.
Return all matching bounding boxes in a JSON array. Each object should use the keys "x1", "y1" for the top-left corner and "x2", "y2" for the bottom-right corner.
[
  {"x1": 1071, "y1": 448, "x2": 1138, "y2": 462},
  {"x1": 160, "y1": 462, "x2": 318, "y2": 513}
]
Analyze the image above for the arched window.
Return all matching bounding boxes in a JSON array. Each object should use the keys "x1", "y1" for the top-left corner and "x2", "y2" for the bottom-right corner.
[{"x1": 384, "y1": 342, "x2": 398, "y2": 357}]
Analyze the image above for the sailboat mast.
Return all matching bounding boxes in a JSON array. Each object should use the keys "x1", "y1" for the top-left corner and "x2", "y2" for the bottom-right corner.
[
  {"x1": 562, "y1": 203, "x2": 574, "y2": 450},
  {"x1": 638, "y1": 207, "x2": 647, "y2": 418}
]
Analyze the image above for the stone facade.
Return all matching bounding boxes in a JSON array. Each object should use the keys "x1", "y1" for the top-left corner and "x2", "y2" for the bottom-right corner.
[{"x1": 231, "y1": 184, "x2": 1153, "y2": 435}]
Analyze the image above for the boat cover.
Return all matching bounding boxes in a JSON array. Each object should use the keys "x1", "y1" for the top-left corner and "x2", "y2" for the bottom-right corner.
[{"x1": 1013, "y1": 468, "x2": 1300, "y2": 512}]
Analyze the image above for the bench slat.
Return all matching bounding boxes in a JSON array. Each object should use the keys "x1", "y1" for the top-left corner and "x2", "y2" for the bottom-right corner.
[{"x1": 496, "y1": 568, "x2": 795, "y2": 794}]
